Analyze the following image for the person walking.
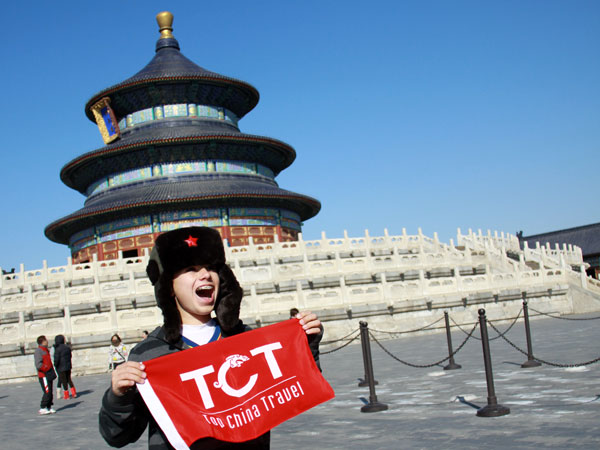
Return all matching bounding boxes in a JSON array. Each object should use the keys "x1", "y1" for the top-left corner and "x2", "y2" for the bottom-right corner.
[
  {"x1": 108, "y1": 334, "x2": 128, "y2": 371},
  {"x1": 54, "y1": 334, "x2": 77, "y2": 399},
  {"x1": 34, "y1": 335, "x2": 57, "y2": 415}
]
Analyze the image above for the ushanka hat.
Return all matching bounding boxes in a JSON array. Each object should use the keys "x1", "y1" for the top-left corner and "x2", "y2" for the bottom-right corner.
[{"x1": 146, "y1": 226, "x2": 243, "y2": 343}]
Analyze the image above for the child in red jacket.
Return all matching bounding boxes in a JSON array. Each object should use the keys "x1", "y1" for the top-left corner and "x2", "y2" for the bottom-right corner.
[{"x1": 34, "y1": 335, "x2": 58, "y2": 415}]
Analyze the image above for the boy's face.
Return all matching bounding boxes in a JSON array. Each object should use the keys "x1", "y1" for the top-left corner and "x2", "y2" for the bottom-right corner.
[
  {"x1": 172, "y1": 265, "x2": 220, "y2": 325},
  {"x1": 41, "y1": 339, "x2": 48, "y2": 347}
]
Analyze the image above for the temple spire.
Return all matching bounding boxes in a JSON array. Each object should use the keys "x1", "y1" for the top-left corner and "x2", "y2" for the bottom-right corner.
[{"x1": 156, "y1": 11, "x2": 174, "y2": 39}]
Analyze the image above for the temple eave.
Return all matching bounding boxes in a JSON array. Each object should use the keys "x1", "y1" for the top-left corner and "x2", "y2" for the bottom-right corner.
[
  {"x1": 45, "y1": 194, "x2": 320, "y2": 245},
  {"x1": 85, "y1": 75, "x2": 260, "y2": 122},
  {"x1": 61, "y1": 134, "x2": 297, "y2": 192}
]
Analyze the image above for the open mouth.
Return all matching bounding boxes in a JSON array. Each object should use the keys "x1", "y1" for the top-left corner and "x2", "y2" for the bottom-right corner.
[{"x1": 195, "y1": 285, "x2": 214, "y2": 301}]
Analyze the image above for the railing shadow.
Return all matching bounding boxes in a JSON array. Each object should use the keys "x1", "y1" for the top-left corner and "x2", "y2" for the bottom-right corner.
[{"x1": 456, "y1": 395, "x2": 481, "y2": 410}]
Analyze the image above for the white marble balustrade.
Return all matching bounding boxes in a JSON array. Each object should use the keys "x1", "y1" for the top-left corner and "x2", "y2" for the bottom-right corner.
[{"x1": 0, "y1": 228, "x2": 592, "y2": 352}]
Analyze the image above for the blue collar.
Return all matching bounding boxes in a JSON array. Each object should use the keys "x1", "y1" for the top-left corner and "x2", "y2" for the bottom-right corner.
[{"x1": 181, "y1": 324, "x2": 222, "y2": 348}]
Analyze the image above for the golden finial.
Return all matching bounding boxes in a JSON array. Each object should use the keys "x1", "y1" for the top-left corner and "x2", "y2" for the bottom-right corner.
[{"x1": 156, "y1": 11, "x2": 174, "y2": 39}]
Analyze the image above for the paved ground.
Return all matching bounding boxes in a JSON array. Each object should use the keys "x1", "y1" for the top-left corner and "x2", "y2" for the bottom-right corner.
[{"x1": 1, "y1": 308, "x2": 599, "y2": 449}]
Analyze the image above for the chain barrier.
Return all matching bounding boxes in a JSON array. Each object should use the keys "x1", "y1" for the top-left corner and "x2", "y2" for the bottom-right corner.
[
  {"x1": 368, "y1": 322, "x2": 478, "y2": 368},
  {"x1": 321, "y1": 309, "x2": 600, "y2": 364},
  {"x1": 487, "y1": 321, "x2": 600, "y2": 368},
  {"x1": 528, "y1": 308, "x2": 600, "y2": 321},
  {"x1": 321, "y1": 332, "x2": 361, "y2": 355},
  {"x1": 325, "y1": 328, "x2": 361, "y2": 344},
  {"x1": 369, "y1": 316, "x2": 445, "y2": 336},
  {"x1": 451, "y1": 309, "x2": 522, "y2": 341}
]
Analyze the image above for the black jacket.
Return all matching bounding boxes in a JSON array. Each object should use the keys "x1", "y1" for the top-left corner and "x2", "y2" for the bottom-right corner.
[
  {"x1": 99, "y1": 321, "x2": 322, "y2": 449},
  {"x1": 53, "y1": 335, "x2": 72, "y2": 372}
]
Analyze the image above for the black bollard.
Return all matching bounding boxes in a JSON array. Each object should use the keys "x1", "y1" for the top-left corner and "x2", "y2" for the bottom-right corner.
[
  {"x1": 443, "y1": 311, "x2": 461, "y2": 370},
  {"x1": 358, "y1": 326, "x2": 378, "y2": 387},
  {"x1": 476, "y1": 309, "x2": 510, "y2": 417},
  {"x1": 359, "y1": 321, "x2": 388, "y2": 413},
  {"x1": 521, "y1": 299, "x2": 541, "y2": 368}
]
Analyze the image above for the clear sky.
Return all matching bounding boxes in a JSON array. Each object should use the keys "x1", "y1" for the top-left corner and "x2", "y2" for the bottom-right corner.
[{"x1": 1, "y1": 1, "x2": 598, "y2": 271}]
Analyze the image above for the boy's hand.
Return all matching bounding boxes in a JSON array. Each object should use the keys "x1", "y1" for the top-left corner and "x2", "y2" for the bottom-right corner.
[
  {"x1": 111, "y1": 362, "x2": 146, "y2": 396},
  {"x1": 295, "y1": 311, "x2": 322, "y2": 335}
]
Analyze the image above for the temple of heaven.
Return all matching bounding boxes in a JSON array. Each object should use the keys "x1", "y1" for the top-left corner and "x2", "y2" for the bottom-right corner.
[{"x1": 45, "y1": 12, "x2": 320, "y2": 263}]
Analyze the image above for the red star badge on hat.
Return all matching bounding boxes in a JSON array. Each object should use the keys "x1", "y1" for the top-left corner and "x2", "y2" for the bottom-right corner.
[{"x1": 184, "y1": 235, "x2": 198, "y2": 247}]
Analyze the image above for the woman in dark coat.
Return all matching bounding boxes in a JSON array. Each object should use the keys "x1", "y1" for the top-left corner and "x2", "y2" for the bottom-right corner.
[{"x1": 54, "y1": 334, "x2": 77, "y2": 399}]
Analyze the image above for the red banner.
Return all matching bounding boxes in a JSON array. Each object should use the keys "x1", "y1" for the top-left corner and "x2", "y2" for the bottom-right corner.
[{"x1": 137, "y1": 319, "x2": 334, "y2": 449}]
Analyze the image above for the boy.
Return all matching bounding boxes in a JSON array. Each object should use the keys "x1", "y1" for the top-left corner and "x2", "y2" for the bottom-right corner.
[
  {"x1": 34, "y1": 335, "x2": 57, "y2": 415},
  {"x1": 99, "y1": 227, "x2": 323, "y2": 449}
]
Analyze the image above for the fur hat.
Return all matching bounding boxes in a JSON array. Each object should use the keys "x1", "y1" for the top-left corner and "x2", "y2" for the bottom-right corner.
[{"x1": 146, "y1": 226, "x2": 243, "y2": 343}]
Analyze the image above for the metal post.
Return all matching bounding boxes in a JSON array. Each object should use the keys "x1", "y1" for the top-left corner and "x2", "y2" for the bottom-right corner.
[
  {"x1": 476, "y1": 309, "x2": 510, "y2": 417},
  {"x1": 358, "y1": 324, "x2": 378, "y2": 387},
  {"x1": 359, "y1": 321, "x2": 388, "y2": 413},
  {"x1": 521, "y1": 299, "x2": 541, "y2": 368},
  {"x1": 358, "y1": 325, "x2": 369, "y2": 387},
  {"x1": 443, "y1": 311, "x2": 461, "y2": 370}
]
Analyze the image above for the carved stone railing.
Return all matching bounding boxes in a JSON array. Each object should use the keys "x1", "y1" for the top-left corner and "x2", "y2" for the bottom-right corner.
[
  {"x1": 456, "y1": 227, "x2": 521, "y2": 253},
  {"x1": 1, "y1": 228, "x2": 597, "y2": 382}
]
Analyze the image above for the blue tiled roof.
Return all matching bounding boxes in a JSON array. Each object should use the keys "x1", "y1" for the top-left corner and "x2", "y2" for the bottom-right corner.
[
  {"x1": 45, "y1": 173, "x2": 321, "y2": 244},
  {"x1": 84, "y1": 38, "x2": 259, "y2": 121},
  {"x1": 60, "y1": 120, "x2": 296, "y2": 193}
]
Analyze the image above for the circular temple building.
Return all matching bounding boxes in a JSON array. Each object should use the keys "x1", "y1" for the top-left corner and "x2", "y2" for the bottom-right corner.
[{"x1": 45, "y1": 12, "x2": 320, "y2": 263}]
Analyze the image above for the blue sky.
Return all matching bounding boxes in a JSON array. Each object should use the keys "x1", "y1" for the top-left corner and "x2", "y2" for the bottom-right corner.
[{"x1": 1, "y1": 1, "x2": 598, "y2": 270}]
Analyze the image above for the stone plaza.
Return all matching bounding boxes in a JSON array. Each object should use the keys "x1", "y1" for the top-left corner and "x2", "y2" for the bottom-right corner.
[{"x1": 2, "y1": 309, "x2": 598, "y2": 449}]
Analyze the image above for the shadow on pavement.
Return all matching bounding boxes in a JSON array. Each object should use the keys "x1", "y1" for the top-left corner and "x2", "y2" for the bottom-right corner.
[
  {"x1": 456, "y1": 395, "x2": 481, "y2": 409},
  {"x1": 519, "y1": 394, "x2": 600, "y2": 408},
  {"x1": 56, "y1": 401, "x2": 83, "y2": 411},
  {"x1": 501, "y1": 361, "x2": 523, "y2": 367},
  {"x1": 73, "y1": 389, "x2": 94, "y2": 397}
]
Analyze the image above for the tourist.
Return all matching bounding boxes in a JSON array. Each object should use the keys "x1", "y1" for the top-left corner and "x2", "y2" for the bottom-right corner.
[
  {"x1": 141, "y1": 330, "x2": 149, "y2": 339},
  {"x1": 54, "y1": 334, "x2": 77, "y2": 399},
  {"x1": 48, "y1": 339, "x2": 62, "y2": 399},
  {"x1": 34, "y1": 335, "x2": 57, "y2": 415},
  {"x1": 290, "y1": 307, "x2": 299, "y2": 318},
  {"x1": 108, "y1": 334, "x2": 128, "y2": 371},
  {"x1": 99, "y1": 226, "x2": 323, "y2": 449}
]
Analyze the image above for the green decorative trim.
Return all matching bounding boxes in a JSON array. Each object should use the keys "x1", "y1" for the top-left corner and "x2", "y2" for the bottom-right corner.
[
  {"x1": 85, "y1": 161, "x2": 275, "y2": 196},
  {"x1": 117, "y1": 103, "x2": 239, "y2": 130}
]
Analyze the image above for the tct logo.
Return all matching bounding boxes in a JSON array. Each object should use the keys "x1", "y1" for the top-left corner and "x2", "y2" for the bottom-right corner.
[{"x1": 179, "y1": 342, "x2": 283, "y2": 409}]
